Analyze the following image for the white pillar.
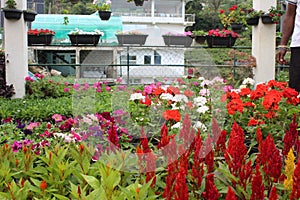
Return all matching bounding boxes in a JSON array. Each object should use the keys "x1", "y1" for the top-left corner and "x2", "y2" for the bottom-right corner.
[
  {"x1": 252, "y1": 0, "x2": 276, "y2": 84},
  {"x1": 3, "y1": 0, "x2": 28, "y2": 98}
]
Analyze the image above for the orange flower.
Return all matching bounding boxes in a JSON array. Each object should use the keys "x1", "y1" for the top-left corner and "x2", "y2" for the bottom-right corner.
[
  {"x1": 162, "y1": 110, "x2": 181, "y2": 122},
  {"x1": 40, "y1": 180, "x2": 47, "y2": 191}
]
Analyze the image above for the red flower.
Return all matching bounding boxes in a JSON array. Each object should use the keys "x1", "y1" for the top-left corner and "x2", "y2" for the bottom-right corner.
[
  {"x1": 183, "y1": 89, "x2": 194, "y2": 97},
  {"x1": 250, "y1": 165, "x2": 264, "y2": 200},
  {"x1": 162, "y1": 110, "x2": 181, "y2": 122},
  {"x1": 226, "y1": 98, "x2": 244, "y2": 115},
  {"x1": 40, "y1": 180, "x2": 47, "y2": 191},
  {"x1": 290, "y1": 160, "x2": 300, "y2": 199},
  {"x1": 283, "y1": 114, "x2": 298, "y2": 156},
  {"x1": 269, "y1": 186, "x2": 278, "y2": 200},
  {"x1": 202, "y1": 174, "x2": 220, "y2": 200},
  {"x1": 219, "y1": 9, "x2": 225, "y2": 14},
  {"x1": 225, "y1": 186, "x2": 237, "y2": 200}
]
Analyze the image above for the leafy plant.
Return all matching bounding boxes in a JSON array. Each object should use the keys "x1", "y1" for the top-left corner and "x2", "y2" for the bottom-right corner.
[
  {"x1": 219, "y1": 5, "x2": 248, "y2": 27},
  {"x1": 264, "y1": 6, "x2": 285, "y2": 23},
  {"x1": 92, "y1": 0, "x2": 111, "y2": 11},
  {"x1": 5, "y1": 0, "x2": 17, "y2": 9},
  {"x1": 192, "y1": 30, "x2": 207, "y2": 36}
]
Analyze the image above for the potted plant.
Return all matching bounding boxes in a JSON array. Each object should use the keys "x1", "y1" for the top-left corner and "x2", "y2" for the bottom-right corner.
[
  {"x1": 2, "y1": 0, "x2": 22, "y2": 20},
  {"x1": 245, "y1": 8, "x2": 263, "y2": 26},
  {"x1": 192, "y1": 30, "x2": 207, "y2": 45},
  {"x1": 206, "y1": 29, "x2": 239, "y2": 48},
  {"x1": 127, "y1": 0, "x2": 148, "y2": 6},
  {"x1": 27, "y1": 28, "x2": 55, "y2": 46},
  {"x1": 68, "y1": 28, "x2": 104, "y2": 46},
  {"x1": 162, "y1": 31, "x2": 193, "y2": 47},
  {"x1": 261, "y1": 6, "x2": 285, "y2": 24},
  {"x1": 116, "y1": 30, "x2": 148, "y2": 46},
  {"x1": 92, "y1": 0, "x2": 112, "y2": 20},
  {"x1": 23, "y1": 9, "x2": 37, "y2": 22},
  {"x1": 219, "y1": 5, "x2": 247, "y2": 31}
]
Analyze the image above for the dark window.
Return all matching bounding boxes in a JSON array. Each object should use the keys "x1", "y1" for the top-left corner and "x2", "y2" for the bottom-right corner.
[
  {"x1": 144, "y1": 55, "x2": 151, "y2": 64},
  {"x1": 154, "y1": 50, "x2": 161, "y2": 64}
]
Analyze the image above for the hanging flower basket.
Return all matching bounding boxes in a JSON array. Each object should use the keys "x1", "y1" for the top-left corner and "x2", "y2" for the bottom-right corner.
[
  {"x1": 230, "y1": 23, "x2": 243, "y2": 31},
  {"x1": 206, "y1": 36, "x2": 237, "y2": 48},
  {"x1": 194, "y1": 36, "x2": 206, "y2": 45},
  {"x1": 98, "y1": 11, "x2": 111, "y2": 20},
  {"x1": 162, "y1": 35, "x2": 193, "y2": 47},
  {"x1": 134, "y1": 0, "x2": 145, "y2": 6},
  {"x1": 28, "y1": 34, "x2": 54, "y2": 46},
  {"x1": 28, "y1": 29, "x2": 55, "y2": 46},
  {"x1": 261, "y1": 14, "x2": 274, "y2": 24},
  {"x1": 68, "y1": 34, "x2": 102, "y2": 46},
  {"x1": 116, "y1": 34, "x2": 148, "y2": 46},
  {"x1": 2, "y1": 8, "x2": 22, "y2": 20},
  {"x1": 23, "y1": 10, "x2": 37, "y2": 22},
  {"x1": 246, "y1": 16, "x2": 259, "y2": 26}
]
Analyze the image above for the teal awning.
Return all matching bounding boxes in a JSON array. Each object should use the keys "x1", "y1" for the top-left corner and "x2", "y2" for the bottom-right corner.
[{"x1": 31, "y1": 13, "x2": 123, "y2": 44}]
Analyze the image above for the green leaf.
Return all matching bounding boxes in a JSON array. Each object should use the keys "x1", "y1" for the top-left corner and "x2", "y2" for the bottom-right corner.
[
  {"x1": 53, "y1": 193, "x2": 70, "y2": 200},
  {"x1": 81, "y1": 174, "x2": 101, "y2": 190}
]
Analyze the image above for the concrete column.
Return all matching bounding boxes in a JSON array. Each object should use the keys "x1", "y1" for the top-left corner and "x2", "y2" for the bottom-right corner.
[
  {"x1": 3, "y1": 0, "x2": 28, "y2": 98},
  {"x1": 252, "y1": 0, "x2": 276, "y2": 84}
]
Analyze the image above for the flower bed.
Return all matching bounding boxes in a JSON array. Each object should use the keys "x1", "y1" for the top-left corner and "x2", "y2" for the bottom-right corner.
[{"x1": 0, "y1": 75, "x2": 300, "y2": 199}]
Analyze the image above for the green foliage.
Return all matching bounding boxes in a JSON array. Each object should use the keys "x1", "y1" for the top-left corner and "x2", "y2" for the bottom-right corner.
[{"x1": 5, "y1": 0, "x2": 17, "y2": 9}]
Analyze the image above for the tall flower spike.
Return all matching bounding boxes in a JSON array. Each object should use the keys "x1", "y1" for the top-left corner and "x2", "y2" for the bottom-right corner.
[
  {"x1": 250, "y1": 165, "x2": 264, "y2": 200},
  {"x1": 284, "y1": 148, "x2": 295, "y2": 191},
  {"x1": 269, "y1": 186, "x2": 278, "y2": 200},
  {"x1": 225, "y1": 186, "x2": 237, "y2": 200},
  {"x1": 202, "y1": 174, "x2": 220, "y2": 200},
  {"x1": 290, "y1": 160, "x2": 300, "y2": 200}
]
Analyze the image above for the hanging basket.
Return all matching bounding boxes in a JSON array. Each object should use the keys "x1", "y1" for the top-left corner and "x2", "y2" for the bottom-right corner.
[
  {"x1": 206, "y1": 36, "x2": 237, "y2": 48},
  {"x1": 162, "y1": 35, "x2": 193, "y2": 47},
  {"x1": 23, "y1": 10, "x2": 37, "y2": 22},
  {"x1": 261, "y1": 14, "x2": 274, "y2": 24},
  {"x1": 194, "y1": 36, "x2": 206, "y2": 45},
  {"x1": 246, "y1": 16, "x2": 259, "y2": 26},
  {"x1": 116, "y1": 34, "x2": 148, "y2": 46},
  {"x1": 134, "y1": 0, "x2": 144, "y2": 6},
  {"x1": 28, "y1": 34, "x2": 54, "y2": 46},
  {"x1": 68, "y1": 34, "x2": 102, "y2": 46},
  {"x1": 98, "y1": 11, "x2": 111, "y2": 20},
  {"x1": 2, "y1": 8, "x2": 22, "y2": 20},
  {"x1": 230, "y1": 23, "x2": 243, "y2": 31}
]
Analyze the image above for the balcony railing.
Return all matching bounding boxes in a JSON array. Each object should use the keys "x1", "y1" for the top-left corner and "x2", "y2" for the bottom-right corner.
[{"x1": 113, "y1": 12, "x2": 195, "y2": 24}]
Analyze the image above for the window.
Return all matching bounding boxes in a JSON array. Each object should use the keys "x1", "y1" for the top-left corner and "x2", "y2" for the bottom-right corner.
[
  {"x1": 120, "y1": 55, "x2": 137, "y2": 65},
  {"x1": 144, "y1": 55, "x2": 151, "y2": 64},
  {"x1": 154, "y1": 51, "x2": 161, "y2": 64}
]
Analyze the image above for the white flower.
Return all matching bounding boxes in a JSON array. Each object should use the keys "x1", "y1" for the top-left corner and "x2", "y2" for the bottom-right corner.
[
  {"x1": 201, "y1": 80, "x2": 211, "y2": 87},
  {"x1": 171, "y1": 103, "x2": 180, "y2": 110},
  {"x1": 196, "y1": 106, "x2": 209, "y2": 114},
  {"x1": 172, "y1": 94, "x2": 188, "y2": 103},
  {"x1": 198, "y1": 77, "x2": 205, "y2": 81},
  {"x1": 212, "y1": 76, "x2": 224, "y2": 83},
  {"x1": 242, "y1": 77, "x2": 255, "y2": 86},
  {"x1": 199, "y1": 89, "x2": 210, "y2": 96},
  {"x1": 171, "y1": 122, "x2": 181, "y2": 129},
  {"x1": 193, "y1": 96, "x2": 207, "y2": 107},
  {"x1": 160, "y1": 93, "x2": 173, "y2": 101},
  {"x1": 129, "y1": 93, "x2": 145, "y2": 101},
  {"x1": 193, "y1": 121, "x2": 207, "y2": 132},
  {"x1": 239, "y1": 84, "x2": 247, "y2": 89}
]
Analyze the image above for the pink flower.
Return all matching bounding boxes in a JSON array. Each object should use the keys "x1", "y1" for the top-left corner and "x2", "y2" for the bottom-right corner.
[
  {"x1": 52, "y1": 114, "x2": 63, "y2": 122},
  {"x1": 63, "y1": 88, "x2": 69, "y2": 92}
]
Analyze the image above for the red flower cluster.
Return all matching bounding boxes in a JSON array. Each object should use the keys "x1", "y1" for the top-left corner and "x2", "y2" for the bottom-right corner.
[
  {"x1": 28, "y1": 28, "x2": 55, "y2": 35},
  {"x1": 208, "y1": 29, "x2": 239, "y2": 38},
  {"x1": 291, "y1": 160, "x2": 300, "y2": 199},
  {"x1": 162, "y1": 110, "x2": 181, "y2": 122}
]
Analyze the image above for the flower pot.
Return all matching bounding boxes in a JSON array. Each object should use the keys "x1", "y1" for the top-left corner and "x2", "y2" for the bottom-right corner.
[
  {"x1": 162, "y1": 35, "x2": 193, "y2": 47},
  {"x1": 261, "y1": 14, "x2": 274, "y2": 24},
  {"x1": 28, "y1": 34, "x2": 54, "y2": 46},
  {"x1": 206, "y1": 36, "x2": 237, "y2": 48},
  {"x1": 2, "y1": 8, "x2": 22, "y2": 20},
  {"x1": 194, "y1": 36, "x2": 206, "y2": 45},
  {"x1": 230, "y1": 23, "x2": 243, "y2": 31},
  {"x1": 116, "y1": 34, "x2": 148, "y2": 46},
  {"x1": 23, "y1": 10, "x2": 37, "y2": 22},
  {"x1": 68, "y1": 34, "x2": 102, "y2": 46},
  {"x1": 134, "y1": 0, "x2": 144, "y2": 6},
  {"x1": 246, "y1": 16, "x2": 259, "y2": 26},
  {"x1": 98, "y1": 11, "x2": 111, "y2": 21}
]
